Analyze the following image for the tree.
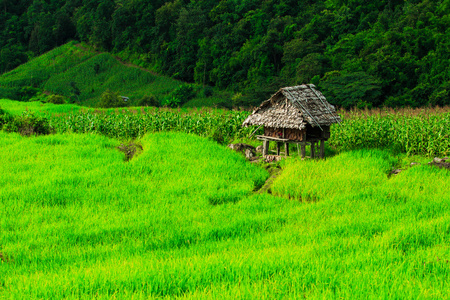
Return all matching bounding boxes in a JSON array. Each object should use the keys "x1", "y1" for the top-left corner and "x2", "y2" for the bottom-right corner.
[
  {"x1": 173, "y1": 4, "x2": 208, "y2": 81},
  {"x1": 90, "y1": 0, "x2": 114, "y2": 50},
  {"x1": 0, "y1": 44, "x2": 27, "y2": 73},
  {"x1": 54, "y1": 11, "x2": 76, "y2": 46},
  {"x1": 320, "y1": 71, "x2": 383, "y2": 108}
]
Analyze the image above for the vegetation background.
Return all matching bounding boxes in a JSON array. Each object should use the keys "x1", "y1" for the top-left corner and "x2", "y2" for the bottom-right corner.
[
  {"x1": 2, "y1": 0, "x2": 450, "y2": 298},
  {"x1": 1, "y1": 0, "x2": 450, "y2": 108}
]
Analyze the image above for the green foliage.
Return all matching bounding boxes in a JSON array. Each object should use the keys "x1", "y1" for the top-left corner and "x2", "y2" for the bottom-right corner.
[
  {"x1": 171, "y1": 84, "x2": 196, "y2": 105},
  {"x1": 98, "y1": 90, "x2": 126, "y2": 108},
  {"x1": 18, "y1": 86, "x2": 40, "y2": 102},
  {"x1": 0, "y1": 107, "x2": 13, "y2": 128},
  {"x1": 272, "y1": 149, "x2": 397, "y2": 200},
  {"x1": 93, "y1": 63, "x2": 100, "y2": 75},
  {"x1": 46, "y1": 94, "x2": 66, "y2": 105},
  {"x1": 231, "y1": 93, "x2": 248, "y2": 108},
  {"x1": 0, "y1": 99, "x2": 81, "y2": 116},
  {"x1": 3, "y1": 111, "x2": 52, "y2": 136},
  {"x1": 162, "y1": 95, "x2": 181, "y2": 108},
  {"x1": 0, "y1": 131, "x2": 272, "y2": 297},
  {"x1": 2, "y1": 98, "x2": 449, "y2": 157},
  {"x1": 0, "y1": 86, "x2": 21, "y2": 101},
  {"x1": 137, "y1": 95, "x2": 159, "y2": 107},
  {"x1": 2, "y1": 0, "x2": 450, "y2": 108},
  {"x1": 0, "y1": 42, "x2": 230, "y2": 108},
  {"x1": 0, "y1": 42, "x2": 96, "y2": 88},
  {"x1": 320, "y1": 71, "x2": 382, "y2": 108},
  {"x1": 42, "y1": 105, "x2": 254, "y2": 143},
  {"x1": 203, "y1": 86, "x2": 214, "y2": 98},
  {"x1": 208, "y1": 128, "x2": 225, "y2": 145}
]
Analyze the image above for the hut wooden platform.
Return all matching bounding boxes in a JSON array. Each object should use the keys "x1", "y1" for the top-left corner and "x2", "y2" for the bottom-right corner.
[{"x1": 243, "y1": 84, "x2": 341, "y2": 159}]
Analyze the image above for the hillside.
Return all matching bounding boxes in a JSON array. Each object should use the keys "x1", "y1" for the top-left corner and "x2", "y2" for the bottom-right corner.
[
  {"x1": 0, "y1": 42, "x2": 222, "y2": 107},
  {"x1": 1, "y1": 0, "x2": 450, "y2": 108}
]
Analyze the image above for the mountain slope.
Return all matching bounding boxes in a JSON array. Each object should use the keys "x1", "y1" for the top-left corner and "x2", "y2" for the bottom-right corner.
[{"x1": 0, "y1": 42, "x2": 219, "y2": 107}]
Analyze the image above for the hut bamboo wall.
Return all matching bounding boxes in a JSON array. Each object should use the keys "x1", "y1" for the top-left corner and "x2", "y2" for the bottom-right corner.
[{"x1": 264, "y1": 127, "x2": 306, "y2": 141}]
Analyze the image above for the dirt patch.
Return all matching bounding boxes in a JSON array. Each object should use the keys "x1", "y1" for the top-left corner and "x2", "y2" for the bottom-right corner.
[
  {"x1": 429, "y1": 157, "x2": 450, "y2": 170},
  {"x1": 0, "y1": 252, "x2": 9, "y2": 263},
  {"x1": 255, "y1": 165, "x2": 282, "y2": 194},
  {"x1": 264, "y1": 155, "x2": 283, "y2": 163},
  {"x1": 117, "y1": 142, "x2": 143, "y2": 161}
]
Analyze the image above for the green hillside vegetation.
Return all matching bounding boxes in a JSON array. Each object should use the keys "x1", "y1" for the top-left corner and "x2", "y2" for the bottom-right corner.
[
  {"x1": 1, "y1": 130, "x2": 450, "y2": 298},
  {"x1": 2, "y1": 0, "x2": 450, "y2": 108},
  {"x1": 0, "y1": 42, "x2": 223, "y2": 108}
]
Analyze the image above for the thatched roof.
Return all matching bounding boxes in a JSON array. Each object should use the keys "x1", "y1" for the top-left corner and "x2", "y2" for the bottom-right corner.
[{"x1": 242, "y1": 84, "x2": 341, "y2": 130}]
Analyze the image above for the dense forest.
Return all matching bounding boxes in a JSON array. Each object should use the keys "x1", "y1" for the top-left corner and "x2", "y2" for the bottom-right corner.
[{"x1": 1, "y1": 0, "x2": 450, "y2": 108}]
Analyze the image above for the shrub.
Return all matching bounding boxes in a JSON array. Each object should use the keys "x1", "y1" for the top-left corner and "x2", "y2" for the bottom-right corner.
[
  {"x1": 0, "y1": 87, "x2": 21, "y2": 100},
  {"x1": 208, "y1": 128, "x2": 225, "y2": 144},
  {"x1": 0, "y1": 108, "x2": 13, "y2": 128},
  {"x1": 18, "y1": 86, "x2": 40, "y2": 102},
  {"x1": 162, "y1": 96, "x2": 181, "y2": 108},
  {"x1": 98, "y1": 90, "x2": 127, "y2": 108},
  {"x1": 137, "y1": 95, "x2": 159, "y2": 107},
  {"x1": 3, "y1": 112, "x2": 52, "y2": 136},
  {"x1": 231, "y1": 93, "x2": 249, "y2": 108},
  {"x1": 203, "y1": 86, "x2": 214, "y2": 97},
  {"x1": 47, "y1": 94, "x2": 66, "y2": 104},
  {"x1": 171, "y1": 84, "x2": 195, "y2": 106}
]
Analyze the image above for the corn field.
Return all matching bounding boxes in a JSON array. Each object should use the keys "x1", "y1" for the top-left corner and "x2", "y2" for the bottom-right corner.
[
  {"x1": 46, "y1": 107, "x2": 255, "y2": 142},
  {"x1": 7, "y1": 101, "x2": 450, "y2": 156},
  {"x1": 331, "y1": 106, "x2": 450, "y2": 156}
]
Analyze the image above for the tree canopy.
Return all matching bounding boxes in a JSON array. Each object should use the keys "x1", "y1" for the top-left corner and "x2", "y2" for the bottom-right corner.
[{"x1": 1, "y1": 0, "x2": 450, "y2": 108}]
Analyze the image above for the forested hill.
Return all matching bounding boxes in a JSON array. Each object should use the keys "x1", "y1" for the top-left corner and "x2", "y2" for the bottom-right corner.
[{"x1": 1, "y1": 0, "x2": 450, "y2": 108}]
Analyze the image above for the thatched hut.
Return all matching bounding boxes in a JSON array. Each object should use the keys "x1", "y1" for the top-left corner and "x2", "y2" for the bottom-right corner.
[{"x1": 243, "y1": 84, "x2": 341, "y2": 158}]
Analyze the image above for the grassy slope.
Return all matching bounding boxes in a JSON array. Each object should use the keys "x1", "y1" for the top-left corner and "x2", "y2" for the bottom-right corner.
[
  {"x1": 0, "y1": 42, "x2": 221, "y2": 107},
  {"x1": 0, "y1": 98, "x2": 82, "y2": 116},
  {"x1": 0, "y1": 42, "x2": 95, "y2": 89},
  {"x1": 1, "y1": 129, "x2": 450, "y2": 298}
]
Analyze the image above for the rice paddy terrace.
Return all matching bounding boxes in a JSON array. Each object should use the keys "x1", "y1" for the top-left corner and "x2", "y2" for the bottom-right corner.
[{"x1": 1, "y1": 99, "x2": 450, "y2": 298}]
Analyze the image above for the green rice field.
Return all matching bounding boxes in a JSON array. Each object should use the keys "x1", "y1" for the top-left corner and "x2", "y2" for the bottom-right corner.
[{"x1": 1, "y1": 99, "x2": 450, "y2": 298}]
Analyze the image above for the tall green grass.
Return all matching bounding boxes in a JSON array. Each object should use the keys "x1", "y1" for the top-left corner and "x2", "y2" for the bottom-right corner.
[{"x1": 2, "y1": 134, "x2": 450, "y2": 298}]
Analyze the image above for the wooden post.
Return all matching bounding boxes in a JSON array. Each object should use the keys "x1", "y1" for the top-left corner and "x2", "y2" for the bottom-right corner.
[
  {"x1": 285, "y1": 142, "x2": 289, "y2": 157},
  {"x1": 320, "y1": 139, "x2": 325, "y2": 158},
  {"x1": 310, "y1": 142, "x2": 315, "y2": 159},
  {"x1": 276, "y1": 142, "x2": 281, "y2": 156},
  {"x1": 301, "y1": 144, "x2": 306, "y2": 158},
  {"x1": 263, "y1": 140, "x2": 269, "y2": 156}
]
